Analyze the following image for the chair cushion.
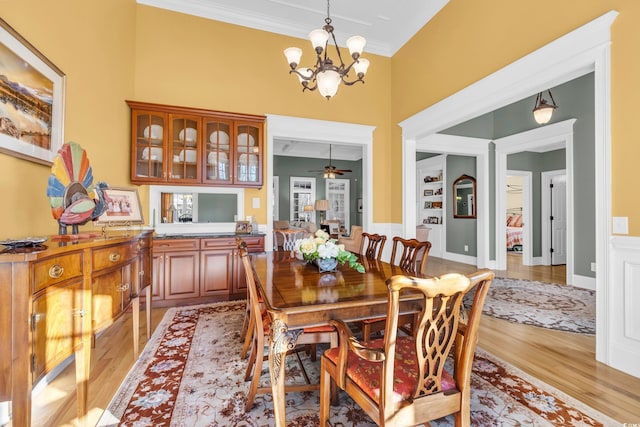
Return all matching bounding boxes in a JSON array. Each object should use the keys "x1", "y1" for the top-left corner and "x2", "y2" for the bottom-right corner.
[{"x1": 324, "y1": 336, "x2": 457, "y2": 404}]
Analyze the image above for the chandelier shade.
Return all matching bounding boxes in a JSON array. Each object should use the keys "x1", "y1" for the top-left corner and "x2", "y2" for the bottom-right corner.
[
  {"x1": 533, "y1": 90, "x2": 558, "y2": 124},
  {"x1": 284, "y1": 0, "x2": 369, "y2": 100}
]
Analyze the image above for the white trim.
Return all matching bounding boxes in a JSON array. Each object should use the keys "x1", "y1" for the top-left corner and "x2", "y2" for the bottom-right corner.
[
  {"x1": 266, "y1": 114, "x2": 375, "y2": 252},
  {"x1": 572, "y1": 274, "x2": 596, "y2": 291},
  {"x1": 443, "y1": 251, "x2": 477, "y2": 266},
  {"x1": 494, "y1": 119, "x2": 575, "y2": 285},
  {"x1": 399, "y1": 11, "x2": 617, "y2": 369},
  {"x1": 408, "y1": 134, "x2": 491, "y2": 268}
]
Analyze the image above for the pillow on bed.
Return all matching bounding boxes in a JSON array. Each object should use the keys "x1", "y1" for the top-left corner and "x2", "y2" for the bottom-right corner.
[{"x1": 511, "y1": 214, "x2": 523, "y2": 227}]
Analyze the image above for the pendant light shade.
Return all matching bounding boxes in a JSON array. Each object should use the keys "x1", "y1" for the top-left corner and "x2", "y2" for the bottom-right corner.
[{"x1": 533, "y1": 90, "x2": 558, "y2": 124}]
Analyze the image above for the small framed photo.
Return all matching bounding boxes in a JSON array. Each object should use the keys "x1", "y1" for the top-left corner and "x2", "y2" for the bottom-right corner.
[
  {"x1": 422, "y1": 218, "x2": 429, "y2": 224},
  {"x1": 235, "y1": 220, "x2": 251, "y2": 234},
  {"x1": 94, "y1": 187, "x2": 144, "y2": 225},
  {"x1": 424, "y1": 201, "x2": 432, "y2": 209},
  {"x1": 427, "y1": 216, "x2": 440, "y2": 224},
  {"x1": 423, "y1": 189, "x2": 434, "y2": 197},
  {"x1": 432, "y1": 201, "x2": 443, "y2": 209}
]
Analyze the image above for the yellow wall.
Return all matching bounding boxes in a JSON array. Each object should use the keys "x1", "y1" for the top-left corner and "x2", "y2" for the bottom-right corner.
[
  {"x1": 2, "y1": 0, "x2": 640, "y2": 237},
  {"x1": 1, "y1": 0, "x2": 137, "y2": 237},
  {"x1": 132, "y1": 6, "x2": 391, "y2": 224},
  {"x1": 391, "y1": 0, "x2": 640, "y2": 234}
]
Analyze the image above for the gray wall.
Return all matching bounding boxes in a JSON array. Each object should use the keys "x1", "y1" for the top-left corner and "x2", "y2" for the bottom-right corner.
[
  {"x1": 439, "y1": 72, "x2": 595, "y2": 277},
  {"x1": 446, "y1": 155, "x2": 477, "y2": 256},
  {"x1": 273, "y1": 155, "x2": 363, "y2": 227}
]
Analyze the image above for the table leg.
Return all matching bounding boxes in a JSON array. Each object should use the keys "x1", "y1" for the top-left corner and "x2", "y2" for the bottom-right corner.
[{"x1": 269, "y1": 318, "x2": 302, "y2": 427}]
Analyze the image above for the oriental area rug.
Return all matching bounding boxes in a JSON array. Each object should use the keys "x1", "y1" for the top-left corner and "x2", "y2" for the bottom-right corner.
[
  {"x1": 468, "y1": 277, "x2": 596, "y2": 334},
  {"x1": 98, "y1": 301, "x2": 617, "y2": 427}
]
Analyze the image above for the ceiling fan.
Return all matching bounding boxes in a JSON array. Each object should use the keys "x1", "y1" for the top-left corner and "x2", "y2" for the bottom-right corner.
[{"x1": 309, "y1": 144, "x2": 352, "y2": 177}]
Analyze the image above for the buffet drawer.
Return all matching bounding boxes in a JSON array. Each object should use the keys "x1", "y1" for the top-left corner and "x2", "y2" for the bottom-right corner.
[
  {"x1": 32, "y1": 252, "x2": 84, "y2": 293},
  {"x1": 92, "y1": 243, "x2": 136, "y2": 271}
]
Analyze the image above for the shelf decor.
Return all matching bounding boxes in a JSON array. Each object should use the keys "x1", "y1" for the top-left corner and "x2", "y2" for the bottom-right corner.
[{"x1": 0, "y1": 17, "x2": 66, "y2": 166}]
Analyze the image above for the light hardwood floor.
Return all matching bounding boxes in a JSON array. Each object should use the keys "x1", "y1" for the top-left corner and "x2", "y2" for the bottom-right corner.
[{"x1": 28, "y1": 255, "x2": 640, "y2": 426}]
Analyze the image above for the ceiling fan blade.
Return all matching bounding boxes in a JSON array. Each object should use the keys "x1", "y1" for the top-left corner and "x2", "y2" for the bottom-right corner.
[{"x1": 335, "y1": 169, "x2": 352, "y2": 173}]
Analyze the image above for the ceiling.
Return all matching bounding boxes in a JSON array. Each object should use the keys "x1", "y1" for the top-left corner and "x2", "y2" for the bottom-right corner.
[
  {"x1": 138, "y1": 0, "x2": 451, "y2": 161},
  {"x1": 137, "y1": 0, "x2": 450, "y2": 57}
]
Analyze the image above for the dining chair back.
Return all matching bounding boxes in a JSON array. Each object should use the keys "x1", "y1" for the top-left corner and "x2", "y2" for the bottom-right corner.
[
  {"x1": 390, "y1": 236, "x2": 432, "y2": 275},
  {"x1": 237, "y1": 239, "x2": 337, "y2": 412},
  {"x1": 319, "y1": 269, "x2": 494, "y2": 427},
  {"x1": 359, "y1": 232, "x2": 387, "y2": 260}
]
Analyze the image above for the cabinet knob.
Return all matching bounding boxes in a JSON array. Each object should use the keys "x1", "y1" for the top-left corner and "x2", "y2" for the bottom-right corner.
[
  {"x1": 49, "y1": 264, "x2": 64, "y2": 279},
  {"x1": 109, "y1": 252, "x2": 121, "y2": 262},
  {"x1": 73, "y1": 309, "x2": 86, "y2": 318}
]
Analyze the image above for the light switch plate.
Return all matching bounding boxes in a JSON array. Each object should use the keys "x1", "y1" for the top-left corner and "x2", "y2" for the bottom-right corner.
[
  {"x1": 252, "y1": 197, "x2": 260, "y2": 209},
  {"x1": 612, "y1": 216, "x2": 628, "y2": 234}
]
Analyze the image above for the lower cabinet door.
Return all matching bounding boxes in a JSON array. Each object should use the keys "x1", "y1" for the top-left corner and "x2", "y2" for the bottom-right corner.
[
  {"x1": 32, "y1": 280, "x2": 84, "y2": 383},
  {"x1": 92, "y1": 269, "x2": 125, "y2": 333},
  {"x1": 164, "y1": 251, "x2": 200, "y2": 299},
  {"x1": 151, "y1": 252, "x2": 165, "y2": 301},
  {"x1": 200, "y1": 250, "x2": 232, "y2": 296}
]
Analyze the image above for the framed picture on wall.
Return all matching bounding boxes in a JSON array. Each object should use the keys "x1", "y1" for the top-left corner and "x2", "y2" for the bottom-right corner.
[{"x1": 0, "y1": 17, "x2": 66, "y2": 166}]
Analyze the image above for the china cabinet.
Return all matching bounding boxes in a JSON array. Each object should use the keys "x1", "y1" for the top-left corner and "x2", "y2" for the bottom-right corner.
[{"x1": 128, "y1": 101, "x2": 265, "y2": 188}]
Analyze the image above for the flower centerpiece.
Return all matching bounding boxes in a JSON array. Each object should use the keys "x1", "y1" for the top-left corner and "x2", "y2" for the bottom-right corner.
[{"x1": 294, "y1": 229, "x2": 365, "y2": 273}]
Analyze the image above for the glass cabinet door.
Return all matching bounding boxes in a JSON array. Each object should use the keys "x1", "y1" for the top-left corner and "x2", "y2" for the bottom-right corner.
[
  {"x1": 326, "y1": 178, "x2": 350, "y2": 230},
  {"x1": 169, "y1": 115, "x2": 200, "y2": 183},
  {"x1": 235, "y1": 122, "x2": 262, "y2": 186},
  {"x1": 133, "y1": 111, "x2": 165, "y2": 180},
  {"x1": 203, "y1": 119, "x2": 232, "y2": 184}
]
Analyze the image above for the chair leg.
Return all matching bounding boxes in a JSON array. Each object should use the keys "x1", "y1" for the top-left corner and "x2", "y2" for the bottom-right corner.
[
  {"x1": 244, "y1": 337, "x2": 258, "y2": 382},
  {"x1": 319, "y1": 358, "x2": 331, "y2": 427},
  {"x1": 241, "y1": 315, "x2": 255, "y2": 359}
]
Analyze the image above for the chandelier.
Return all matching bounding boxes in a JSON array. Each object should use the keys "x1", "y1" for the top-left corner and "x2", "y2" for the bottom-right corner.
[
  {"x1": 283, "y1": 0, "x2": 370, "y2": 100},
  {"x1": 532, "y1": 89, "x2": 558, "y2": 124}
]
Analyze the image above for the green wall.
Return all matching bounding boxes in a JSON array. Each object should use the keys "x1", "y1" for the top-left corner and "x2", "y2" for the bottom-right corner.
[
  {"x1": 273, "y1": 155, "x2": 363, "y2": 227},
  {"x1": 446, "y1": 155, "x2": 477, "y2": 256}
]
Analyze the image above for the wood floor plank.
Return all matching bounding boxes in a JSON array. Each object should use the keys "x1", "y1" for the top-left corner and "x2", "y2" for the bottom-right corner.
[{"x1": 27, "y1": 256, "x2": 640, "y2": 426}]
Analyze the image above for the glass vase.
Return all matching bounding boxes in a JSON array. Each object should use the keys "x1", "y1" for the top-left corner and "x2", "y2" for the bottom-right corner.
[{"x1": 316, "y1": 257, "x2": 338, "y2": 273}]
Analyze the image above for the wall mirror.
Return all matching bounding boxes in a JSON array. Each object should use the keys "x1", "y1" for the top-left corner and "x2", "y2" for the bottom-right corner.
[{"x1": 453, "y1": 174, "x2": 476, "y2": 219}]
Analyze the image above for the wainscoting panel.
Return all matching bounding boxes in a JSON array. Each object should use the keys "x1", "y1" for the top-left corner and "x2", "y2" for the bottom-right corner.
[{"x1": 609, "y1": 236, "x2": 640, "y2": 378}]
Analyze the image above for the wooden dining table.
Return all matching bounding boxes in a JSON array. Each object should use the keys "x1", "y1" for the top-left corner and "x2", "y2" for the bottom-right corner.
[{"x1": 249, "y1": 251, "x2": 424, "y2": 426}]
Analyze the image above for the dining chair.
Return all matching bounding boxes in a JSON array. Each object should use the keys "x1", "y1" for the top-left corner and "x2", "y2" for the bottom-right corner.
[
  {"x1": 390, "y1": 236, "x2": 432, "y2": 275},
  {"x1": 238, "y1": 241, "x2": 338, "y2": 411},
  {"x1": 359, "y1": 236, "x2": 432, "y2": 341},
  {"x1": 319, "y1": 269, "x2": 494, "y2": 427},
  {"x1": 359, "y1": 232, "x2": 387, "y2": 260}
]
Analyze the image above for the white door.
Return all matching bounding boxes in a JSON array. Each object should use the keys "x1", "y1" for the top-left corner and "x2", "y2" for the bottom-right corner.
[
  {"x1": 550, "y1": 175, "x2": 567, "y2": 265},
  {"x1": 290, "y1": 177, "x2": 315, "y2": 222}
]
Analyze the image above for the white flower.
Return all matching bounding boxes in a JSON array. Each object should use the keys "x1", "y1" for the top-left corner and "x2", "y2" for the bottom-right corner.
[{"x1": 318, "y1": 240, "x2": 340, "y2": 258}]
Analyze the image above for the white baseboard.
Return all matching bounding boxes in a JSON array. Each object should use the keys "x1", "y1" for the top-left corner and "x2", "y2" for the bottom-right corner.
[
  {"x1": 443, "y1": 251, "x2": 477, "y2": 266},
  {"x1": 571, "y1": 274, "x2": 596, "y2": 290}
]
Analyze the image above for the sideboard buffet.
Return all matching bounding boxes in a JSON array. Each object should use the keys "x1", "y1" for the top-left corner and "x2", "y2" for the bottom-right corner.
[
  {"x1": 0, "y1": 230, "x2": 263, "y2": 425},
  {"x1": 0, "y1": 231, "x2": 153, "y2": 426}
]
